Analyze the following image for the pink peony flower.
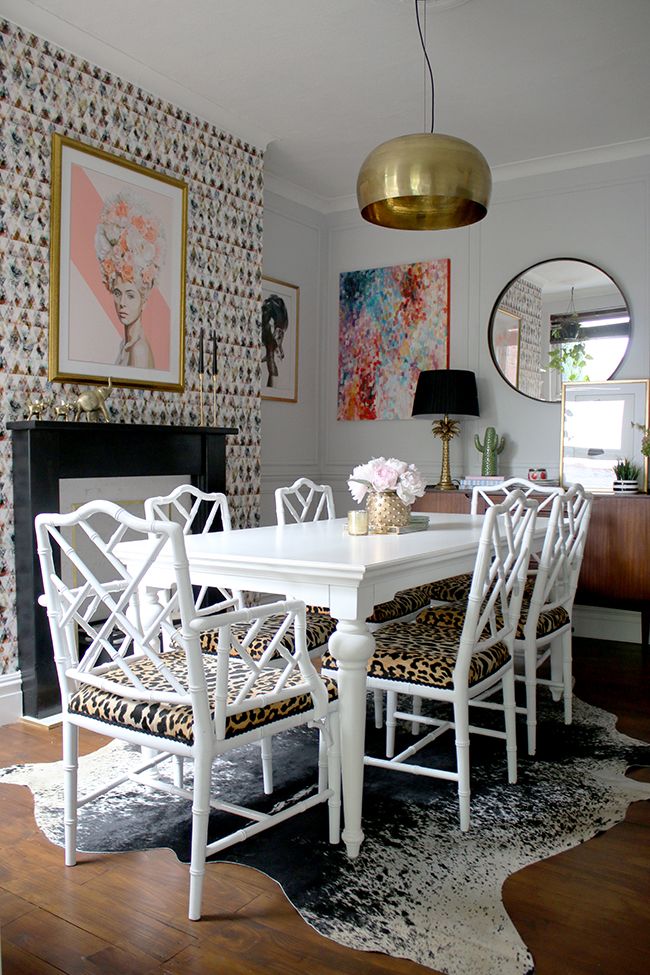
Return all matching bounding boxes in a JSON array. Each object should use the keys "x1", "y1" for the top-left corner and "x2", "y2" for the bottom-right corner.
[
  {"x1": 371, "y1": 463, "x2": 400, "y2": 492},
  {"x1": 347, "y1": 456, "x2": 426, "y2": 505}
]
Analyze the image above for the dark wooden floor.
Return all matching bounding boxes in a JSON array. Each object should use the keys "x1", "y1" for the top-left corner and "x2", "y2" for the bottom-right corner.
[{"x1": 0, "y1": 637, "x2": 648, "y2": 975}]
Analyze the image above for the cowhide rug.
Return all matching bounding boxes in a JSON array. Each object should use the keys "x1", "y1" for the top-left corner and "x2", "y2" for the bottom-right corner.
[{"x1": 1, "y1": 696, "x2": 649, "y2": 975}]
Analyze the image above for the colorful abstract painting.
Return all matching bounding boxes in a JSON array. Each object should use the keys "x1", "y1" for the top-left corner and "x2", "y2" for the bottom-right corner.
[{"x1": 337, "y1": 260, "x2": 450, "y2": 420}]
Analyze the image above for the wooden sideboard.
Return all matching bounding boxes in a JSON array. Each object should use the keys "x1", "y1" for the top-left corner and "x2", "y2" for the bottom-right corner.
[
  {"x1": 8, "y1": 421, "x2": 237, "y2": 719},
  {"x1": 413, "y1": 489, "x2": 650, "y2": 648}
]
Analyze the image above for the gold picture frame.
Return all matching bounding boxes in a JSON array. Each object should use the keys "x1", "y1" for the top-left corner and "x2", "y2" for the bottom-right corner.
[
  {"x1": 491, "y1": 309, "x2": 521, "y2": 388},
  {"x1": 261, "y1": 277, "x2": 299, "y2": 402},
  {"x1": 560, "y1": 379, "x2": 650, "y2": 492},
  {"x1": 49, "y1": 134, "x2": 187, "y2": 391}
]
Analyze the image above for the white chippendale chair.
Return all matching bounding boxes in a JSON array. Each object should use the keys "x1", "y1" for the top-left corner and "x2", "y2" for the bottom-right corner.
[
  {"x1": 422, "y1": 479, "x2": 593, "y2": 755},
  {"x1": 36, "y1": 500, "x2": 340, "y2": 921},
  {"x1": 510, "y1": 483, "x2": 593, "y2": 753},
  {"x1": 426, "y1": 478, "x2": 566, "y2": 605},
  {"x1": 275, "y1": 477, "x2": 435, "y2": 728},
  {"x1": 275, "y1": 477, "x2": 336, "y2": 524},
  {"x1": 145, "y1": 485, "x2": 243, "y2": 616},
  {"x1": 145, "y1": 485, "x2": 336, "y2": 793},
  {"x1": 321, "y1": 491, "x2": 538, "y2": 831}
]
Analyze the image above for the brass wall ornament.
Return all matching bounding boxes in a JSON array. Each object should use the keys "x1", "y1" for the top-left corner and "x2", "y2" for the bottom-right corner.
[{"x1": 357, "y1": 1, "x2": 491, "y2": 231}]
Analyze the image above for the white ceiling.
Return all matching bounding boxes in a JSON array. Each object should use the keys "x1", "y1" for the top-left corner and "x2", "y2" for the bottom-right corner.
[{"x1": 4, "y1": 0, "x2": 650, "y2": 211}]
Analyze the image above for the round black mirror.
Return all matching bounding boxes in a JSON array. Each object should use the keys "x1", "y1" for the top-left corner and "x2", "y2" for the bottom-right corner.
[{"x1": 488, "y1": 259, "x2": 631, "y2": 402}]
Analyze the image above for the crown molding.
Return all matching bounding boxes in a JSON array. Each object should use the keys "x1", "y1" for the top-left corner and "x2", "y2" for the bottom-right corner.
[
  {"x1": 491, "y1": 138, "x2": 650, "y2": 183},
  {"x1": 266, "y1": 137, "x2": 650, "y2": 214}
]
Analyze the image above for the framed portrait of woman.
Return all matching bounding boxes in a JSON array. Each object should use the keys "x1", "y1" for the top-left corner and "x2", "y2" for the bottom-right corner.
[{"x1": 49, "y1": 134, "x2": 187, "y2": 391}]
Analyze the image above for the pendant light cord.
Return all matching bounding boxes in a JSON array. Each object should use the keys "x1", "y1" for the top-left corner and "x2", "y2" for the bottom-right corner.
[{"x1": 415, "y1": 0, "x2": 435, "y2": 133}]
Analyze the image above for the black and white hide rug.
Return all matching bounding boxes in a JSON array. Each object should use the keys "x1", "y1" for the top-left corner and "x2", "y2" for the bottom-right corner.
[{"x1": 2, "y1": 696, "x2": 649, "y2": 975}]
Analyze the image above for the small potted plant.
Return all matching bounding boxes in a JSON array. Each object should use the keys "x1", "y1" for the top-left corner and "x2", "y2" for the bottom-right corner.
[{"x1": 612, "y1": 457, "x2": 641, "y2": 493}]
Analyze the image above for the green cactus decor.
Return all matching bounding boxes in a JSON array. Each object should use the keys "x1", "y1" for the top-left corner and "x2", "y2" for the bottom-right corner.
[{"x1": 475, "y1": 427, "x2": 505, "y2": 476}]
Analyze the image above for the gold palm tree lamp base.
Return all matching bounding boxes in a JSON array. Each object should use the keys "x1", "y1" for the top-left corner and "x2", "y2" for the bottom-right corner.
[{"x1": 432, "y1": 415, "x2": 460, "y2": 490}]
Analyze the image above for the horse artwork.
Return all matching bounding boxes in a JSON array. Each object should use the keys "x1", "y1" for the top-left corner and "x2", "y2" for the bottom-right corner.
[{"x1": 260, "y1": 278, "x2": 299, "y2": 402}]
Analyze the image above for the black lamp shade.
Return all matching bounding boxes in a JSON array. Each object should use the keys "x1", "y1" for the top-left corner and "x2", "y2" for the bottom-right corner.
[{"x1": 412, "y1": 369, "x2": 480, "y2": 418}]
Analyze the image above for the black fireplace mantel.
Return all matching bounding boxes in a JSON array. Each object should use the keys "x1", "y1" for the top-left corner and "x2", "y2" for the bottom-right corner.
[{"x1": 8, "y1": 421, "x2": 237, "y2": 719}]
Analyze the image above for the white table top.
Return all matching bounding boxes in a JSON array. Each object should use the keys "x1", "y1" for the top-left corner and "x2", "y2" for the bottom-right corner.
[{"x1": 119, "y1": 513, "x2": 533, "y2": 621}]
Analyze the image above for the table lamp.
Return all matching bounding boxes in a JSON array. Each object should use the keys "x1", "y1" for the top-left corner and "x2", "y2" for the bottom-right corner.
[{"x1": 412, "y1": 369, "x2": 480, "y2": 490}]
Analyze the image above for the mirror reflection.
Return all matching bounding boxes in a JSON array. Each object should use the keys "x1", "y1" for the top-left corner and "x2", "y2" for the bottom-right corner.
[{"x1": 488, "y1": 259, "x2": 631, "y2": 402}]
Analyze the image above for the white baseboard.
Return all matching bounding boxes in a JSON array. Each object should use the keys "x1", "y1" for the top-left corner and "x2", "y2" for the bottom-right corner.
[
  {"x1": 572, "y1": 604, "x2": 642, "y2": 644},
  {"x1": 0, "y1": 671, "x2": 24, "y2": 727}
]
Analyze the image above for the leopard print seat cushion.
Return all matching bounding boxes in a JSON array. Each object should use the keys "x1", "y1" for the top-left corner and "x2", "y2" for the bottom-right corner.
[
  {"x1": 366, "y1": 586, "x2": 432, "y2": 624},
  {"x1": 68, "y1": 650, "x2": 338, "y2": 745},
  {"x1": 322, "y1": 620, "x2": 510, "y2": 690},
  {"x1": 416, "y1": 600, "x2": 570, "y2": 641},
  {"x1": 307, "y1": 588, "x2": 431, "y2": 626},
  {"x1": 425, "y1": 573, "x2": 474, "y2": 603},
  {"x1": 173, "y1": 610, "x2": 337, "y2": 659},
  {"x1": 515, "y1": 601, "x2": 570, "y2": 640},
  {"x1": 425, "y1": 573, "x2": 537, "y2": 604}
]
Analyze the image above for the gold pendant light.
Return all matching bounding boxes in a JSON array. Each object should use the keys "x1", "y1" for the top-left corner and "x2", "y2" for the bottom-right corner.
[{"x1": 357, "y1": 1, "x2": 491, "y2": 231}]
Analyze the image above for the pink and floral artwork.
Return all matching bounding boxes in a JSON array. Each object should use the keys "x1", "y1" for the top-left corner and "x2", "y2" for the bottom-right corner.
[
  {"x1": 70, "y1": 166, "x2": 172, "y2": 371},
  {"x1": 50, "y1": 134, "x2": 187, "y2": 391},
  {"x1": 337, "y1": 259, "x2": 450, "y2": 420}
]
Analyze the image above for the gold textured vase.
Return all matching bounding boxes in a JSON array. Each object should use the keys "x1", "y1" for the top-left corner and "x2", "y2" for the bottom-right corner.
[{"x1": 365, "y1": 490, "x2": 411, "y2": 533}]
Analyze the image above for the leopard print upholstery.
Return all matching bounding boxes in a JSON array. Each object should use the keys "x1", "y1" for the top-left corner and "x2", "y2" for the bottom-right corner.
[
  {"x1": 172, "y1": 610, "x2": 337, "y2": 659},
  {"x1": 322, "y1": 620, "x2": 510, "y2": 690},
  {"x1": 425, "y1": 573, "x2": 537, "y2": 604},
  {"x1": 308, "y1": 588, "x2": 431, "y2": 626},
  {"x1": 416, "y1": 599, "x2": 570, "y2": 641},
  {"x1": 415, "y1": 604, "x2": 470, "y2": 629},
  {"x1": 189, "y1": 591, "x2": 431, "y2": 660},
  {"x1": 425, "y1": 573, "x2": 473, "y2": 603},
  {"x1": 68, "y1": 650, "x2": 338, "y2": 745},
  {"x1": 514, "y1": 601, "x2": 570, "y2": 640},
  {"x1": 366, "y1": 586, "x2": 432, "y2": 624}
]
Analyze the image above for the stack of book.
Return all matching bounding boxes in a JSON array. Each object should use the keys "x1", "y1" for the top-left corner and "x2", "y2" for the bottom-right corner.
[{"x1": 457, "y1": 475, "x2": 506, "y2": 489}]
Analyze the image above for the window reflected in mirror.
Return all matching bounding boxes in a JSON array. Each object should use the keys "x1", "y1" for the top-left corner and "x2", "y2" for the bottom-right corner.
[{"x1": 489, "y1": 260, "x2": 631, "y2": 402}]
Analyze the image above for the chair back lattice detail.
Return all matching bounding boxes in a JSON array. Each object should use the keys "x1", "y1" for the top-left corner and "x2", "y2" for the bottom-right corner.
[
  {"x1": 350, "y1": 490, "x2": 539, "y2": 832},
  {"x1": 452, "y1": 491, "x2": 539, "y2": 679},
  {"x1": 512, "y1": 481, "x2": 593, "y2": 754},
  {"x1": 275, "y1": 478, "x2": 336, "y2": 524},
  {"x1": 471, "y1": 477, "x2": 564, "y2": 515},
  {"x1": 144, "y1": 485, "x2": 242, "y2": 616},
  {"x1": 35, "y1": 500, "x2": 340, "y2": 921},
  {"x1": 522, "y1": 483, "x2": 593, "y2": 630},
  {"x1": 36, "y1": 502, "x2": 203, "y2": 715}
]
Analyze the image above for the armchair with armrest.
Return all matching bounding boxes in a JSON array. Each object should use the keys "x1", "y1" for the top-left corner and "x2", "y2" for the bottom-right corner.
[{"x1": 36, "y1": 500, "x2": 340, "y2": 921}]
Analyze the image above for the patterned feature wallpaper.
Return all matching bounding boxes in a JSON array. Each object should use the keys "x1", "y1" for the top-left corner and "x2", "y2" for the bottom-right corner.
[
  {"x1": 0, "y1": 18, "x2": 264, "y2": 675},
  {"x1": 500, "y1": 277, "x2": 543, "y2": 400}
]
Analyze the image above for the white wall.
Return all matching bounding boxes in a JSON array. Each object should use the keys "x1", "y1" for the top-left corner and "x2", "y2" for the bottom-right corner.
[{"x1": 263, "y1": 152, "x2": 650, "y2": 520}]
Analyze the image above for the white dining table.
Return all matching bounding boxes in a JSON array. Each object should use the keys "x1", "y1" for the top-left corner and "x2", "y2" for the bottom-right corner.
[{"x1": 117, "y1": 512, "x2": 545, "y2": 858}]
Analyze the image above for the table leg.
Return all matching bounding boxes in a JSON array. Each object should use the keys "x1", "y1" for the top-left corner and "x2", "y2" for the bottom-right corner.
[{"x1": 327, "y1": 618, "x2": 376, "y2": 858}]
